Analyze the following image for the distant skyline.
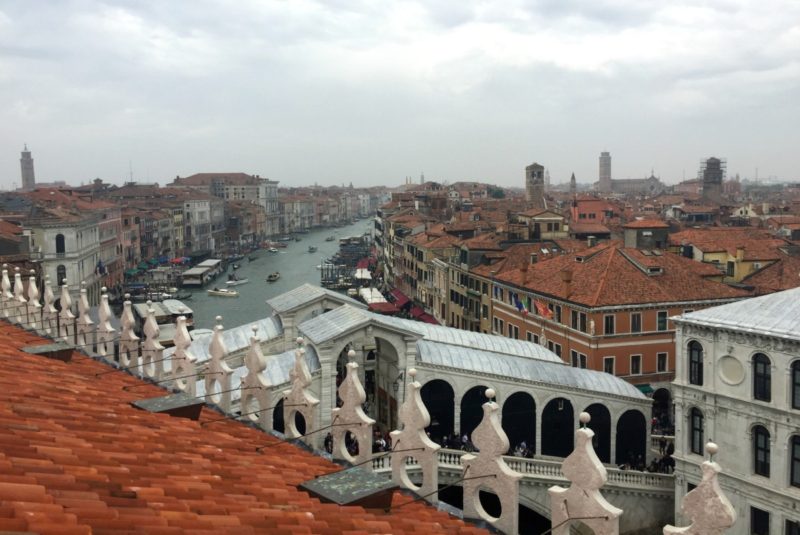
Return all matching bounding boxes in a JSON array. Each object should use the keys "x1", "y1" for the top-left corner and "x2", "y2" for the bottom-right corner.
[{"x1": 1, "y1": 1, "x2": 798, "y2": 190}]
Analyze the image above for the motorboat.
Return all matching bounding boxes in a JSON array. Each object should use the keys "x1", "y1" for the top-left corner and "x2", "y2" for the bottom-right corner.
[
  {"x1": 277, "y1": 236, "x2": 293, "y2": 242},
  {"x1": 226, "y1": 278, "x2": 249, "y2": 286},
  {"x1": 308, "y1": 246, "x2": 318, "y2": 253},
  {"x1": 266, "y1": 272, "x2": 281, "y2": 282},
  {"x1": 268, "y1": 247, "x2": 279, "y2": 253},
  {"x1": 231, "y1": 263, "x2": 241, "y2": 270},
  {"x1": 325, "y1": 236, "x2": 335, "y2": 242},
  {"x1": 207, "y1": 287, "x2": 239, "y2": 297}
]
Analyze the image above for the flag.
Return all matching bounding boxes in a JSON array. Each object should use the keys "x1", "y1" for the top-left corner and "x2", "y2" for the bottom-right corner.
[
  {"x1": 535, "y1": 300, "x2": 553, "y2": 319},
  {"x1": 514, "y1": 294, "x2": 528, "y2": 315}
]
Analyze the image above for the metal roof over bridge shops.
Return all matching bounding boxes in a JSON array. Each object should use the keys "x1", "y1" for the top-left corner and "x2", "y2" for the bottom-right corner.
[{"x1": 266, "y1": 282, "x2": 366, "y2": 313}]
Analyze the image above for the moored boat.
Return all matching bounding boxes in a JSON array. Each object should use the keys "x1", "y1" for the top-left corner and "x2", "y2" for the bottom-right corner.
[
  {"x1": 266, "y1": 272, "x2": 281, "y2": 282},
  {"x1": 325, "y1": 236, "x2": 335, "y2": 242},
  {"x1": 268, "y1": 247, "x2": 279, "y2": 253},
  {"x1": 226, "y1": 278, "x2": 249, "y2": 286},
  {"x1": 308, "y1": 246, "x2": 318, "y2": 253}
]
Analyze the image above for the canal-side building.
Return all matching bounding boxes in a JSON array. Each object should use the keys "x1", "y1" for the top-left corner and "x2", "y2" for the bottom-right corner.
[{"x1": 671, "y1": 287, "x2": 800, "y2": 534}]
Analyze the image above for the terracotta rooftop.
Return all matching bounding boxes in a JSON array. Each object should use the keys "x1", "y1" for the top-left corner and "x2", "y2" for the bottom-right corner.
[
  {"x1": 622, "y1": 220, "x2": 669, "y2": 229},
  {"x1": 742, "y1": 249, "x2": 800, "y2": 295},
  {"x1": 496, "y1": 242, "x2": 750, "y2": 307},
  {"x1": 569, "y1": 221, "x2": 611, "y2": 234},
  {"x1": 0, "y1": 322, "x2": 485, "y2": 535}
]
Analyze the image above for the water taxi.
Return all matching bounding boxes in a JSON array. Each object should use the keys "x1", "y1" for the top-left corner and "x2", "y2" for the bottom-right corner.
[
  {"x1": 207, "y1": 287, "x2": 239, "y2": 297},
  {"x1": 266, "y1": 272, "x2": 281, "y2": 282},
  {"x1": 226, "y1": 274, "x2": 249, "y2": 286},
  {"x1": 308, "y1": 246, "x2": 318, "y2": 253},
  {"x1": 325, "y1": 236, "x2": 335, "y2": 242}
]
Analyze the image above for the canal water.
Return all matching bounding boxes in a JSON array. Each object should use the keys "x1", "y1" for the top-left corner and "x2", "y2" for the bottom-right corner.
[{"x1": 186, "y1": 219, "x2": 374, "y2": 330}]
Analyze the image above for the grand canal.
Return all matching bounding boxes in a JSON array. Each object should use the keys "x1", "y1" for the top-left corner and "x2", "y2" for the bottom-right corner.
[{"x1": 185, "y1": 219, "x2": 374, "y2": 330}]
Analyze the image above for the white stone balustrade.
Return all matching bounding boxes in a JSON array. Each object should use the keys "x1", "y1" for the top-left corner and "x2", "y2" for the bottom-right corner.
[
  {"x1": 331, "y1": 349, "x2": 375, "y2": 466},
  {"x1": 12, "y1": 268, "x2": 27, "y2": 325},
  {"x1": 663, "y1": 442, "x2": 736, "y2": 535},
  {"x1": 171, "y1": 312, "x2": 198, "y2": 396},
  {"x1": 549, "y1": 412, "x2": 622, "y2": 535},
  {"x1": 118, "y1": 296, "x2": 140, "y2": 369},
  {"x1": 390, "y1": 368, "x2": 440, "y2": 503},
  {"x1": 75, "y1": 282, "x2": 94, "y2": 348},
  {"x1": 141, "y1": 304, "x2": 165, "y2": 380},
  {"x1": 58, "y1": 280, "x2": 75, "y2": 342},
  {"x1": 282, "y1": 337, "x2": 319, "y2": 444},
  {"x1": 26, "y1": 270, "x2": 41, "y2": 331},
  {"x1": 241, "y1": 326, "x2": 271, "y2": 430},
  {"x1": 0, "y1": 265, "x2": 12, "y2": 319},
  {"x1": 41, "y1": 276, "x2": 57, "y2": 336},
  {"x1": 461, "y1": 388, "x2": 522, "y2": 535},
  {"x1": 205, "y1": 316, "x2": 233, "y2": 412},
  {"x1": 95, "y1": 287, "x2": 116, "y2": 359}
]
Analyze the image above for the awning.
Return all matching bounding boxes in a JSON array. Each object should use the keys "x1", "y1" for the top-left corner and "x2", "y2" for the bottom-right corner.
[
  {"x1": 157, "y1": 255, "x2": 169, "y2": 263},
  {"x1": 368, "y1": 302, "x2": 400, "y2": 315},
  {"x1": 137, "y1": 262, "x2": 149, "y2": 270},
  {"x1": 390, "y1": 289, "x2": 409, "y2": 308},
  {"x1": 147, "y1": 258, "x2": 159, "y2": 265},
  {"x1": 418, "y1": 313, "x2": 439, "y2": 325},
  {"x1": 636, "y1": 384, "x2": 654, "y2": 394},
  {"x1": 124, "y1": 268, "x2": 140, "y2": 277},
  {"x1": 409, "y1": 306, "x2": 425, "y2": 318}
]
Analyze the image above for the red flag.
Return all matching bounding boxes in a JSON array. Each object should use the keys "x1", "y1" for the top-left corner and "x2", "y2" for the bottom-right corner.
[{"x1": 535, "y1": 300, "x2": 553, "y2": 319}]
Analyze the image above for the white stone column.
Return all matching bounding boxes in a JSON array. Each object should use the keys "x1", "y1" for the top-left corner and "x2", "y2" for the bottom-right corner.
[
  {"x1": 171, "y1": 314, "x2": 198, "y2": 397},
  {"x1": 12, "y1": 267, "x2": 27, "y2": 325},
  {"x1": 95, "y1": 287, "x2": 116, "y2": 360},
  {"x1": 58, "y1": 280, "x2": 75, "y2": 343},
  {"x1": 141, "y1": 305, "x2": 165, "y2": 381},
  {"x1": 75, "y1": 282, "x2": 94, "y2": 349},
  {"x1": 0, "y1": 265, "x2": 12, "y2": 319},
  {"x1": 118, "y1": 296, "x2": 140, "y2": 368},
  {"x1": 282, "y1": 337, "x2": 319, "y2": 446},
  {"x1": 41, "y1": 276, "x2": 58, "y2": 337},
  {"x1": 331, "y1": 349, "x2": 375, "y2": 466},
  {"x1": 26, "y1": 270, "x2": 41, "y2": 332},
  {"x1": 205, "y1": 316, "x2": 233, "y2": 411},
  {"x1": 241, "y1": 326, "x2": 271, "y2": 431}
]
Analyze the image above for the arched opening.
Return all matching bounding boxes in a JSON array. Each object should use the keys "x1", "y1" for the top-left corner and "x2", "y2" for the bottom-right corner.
[
  {"x1": 437, "y1": 486, "x2": 551, "y2": 534},
  {"x1": 460, "y1": 385, "x2": 489, "y2": 446},
  {"x1": 616, "y1": 410, "x2": 647, "y2": 468},
  {"x1": 652, "y1": 388, "x2": 673, "y2": 435},
  {"x1": 541, "y1": 398, "x2": 573, "y2": 458},
  {"x1": 584, "y1": 403, "x2": 611, "y2": 463},
  {"x1": 55, "y1": 234, "x2": 65, "y2": 254},
  {"x1": 752, "y1": 424, "x2": 770, "y2": 477},
  {"x1": 502, "y1": 392, "x2": 536, "y2": 456},
  {"x1": 272, "y1": 398, "x2": 284, "y2": 433},
  {"x1": 420, "y1": 379, "x2": 454, "y2": 445}
]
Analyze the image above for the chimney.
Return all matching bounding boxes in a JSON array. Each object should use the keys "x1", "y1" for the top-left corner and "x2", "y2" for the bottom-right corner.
[
  {"x1": 736, "y1": 246, "x2": 745, "y2": 262},
  {"x1": 530, "y1": 253, "x2": 538, "y2": 264},
  {"x1": 561, "y1": 269, "x2": 573, "y2": 297},
  {"x1": 587, "y1": 235, "x2": 597, "y2": 248}
]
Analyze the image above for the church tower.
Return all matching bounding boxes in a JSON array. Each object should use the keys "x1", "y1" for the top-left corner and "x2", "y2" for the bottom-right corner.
[
  {"x1": 570, "y1": 172, "x2": 577, "y2": 197},
  {"x1": 525, "y1": 162, "x2": 546, "y2": 209},
  {"x1": 20, "y1": 144, "x2": 35, "y2": 191}
]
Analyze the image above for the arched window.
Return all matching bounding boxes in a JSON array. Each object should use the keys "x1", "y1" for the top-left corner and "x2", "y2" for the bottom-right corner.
[
  {"x1": 791, "y1": 435, "x2": 800, "y2": 488},
  {"x1": 55, "y1": 233, "x2": 65, "y2": 254},
  {"x1": 792, "y1": 362, "x2": 800, "y2": 410},
  {"x1": 753, "y1": 353, "x2": 771, "y2": 402},
  {"x1": 690, "y1": 408, "x2": 704, "y2": 455},
  {"x1": 56, "y1": 265, "x2": 67, "y2": 285},
  {"x1": 753, "y1": 425, "x2": 770, "y2": 477},
  {"x1": 688, "y1": 341, "x2": 703, "y2": 386}
]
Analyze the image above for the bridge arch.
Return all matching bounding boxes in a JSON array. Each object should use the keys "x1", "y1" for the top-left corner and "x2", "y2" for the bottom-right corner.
[
  {"x1": 460, "y1": 385, "x2": 490, "y2": 441},
  {"x1": 420, "y1": 379, "x2": 455, "y2": 443},
  {"x1": 583, "y1": 403, "x2": 611, "y2": 463},
  {"x1": 541, "y1": 397, "x2": 573, "y2": 458},
  {"x1": 616, "y1": 409, "x2": 647, "y2": 468},
  {"x1": 502, "y1": 391, "x2": 536, "y2": 454}
]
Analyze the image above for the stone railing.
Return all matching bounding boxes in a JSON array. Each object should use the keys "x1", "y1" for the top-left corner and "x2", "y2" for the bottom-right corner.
[
  {"x1": 373, "y1": 448, "x2": 674, "y2": 491},
  {"x1": 651, "y1": 434, "x2": 675, "y2": 449}
]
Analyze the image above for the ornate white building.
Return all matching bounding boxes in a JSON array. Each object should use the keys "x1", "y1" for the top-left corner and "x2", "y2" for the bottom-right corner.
[{"x1": 672, "y1": 287, "x2": 800, "y2": 535}]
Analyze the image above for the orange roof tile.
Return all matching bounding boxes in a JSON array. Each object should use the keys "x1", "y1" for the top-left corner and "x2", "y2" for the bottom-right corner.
[{"x1": 0, "y1": 322, "x2": 486, "y2": 535}]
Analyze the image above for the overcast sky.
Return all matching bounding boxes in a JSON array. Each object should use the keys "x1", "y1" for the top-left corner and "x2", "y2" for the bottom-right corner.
[{"x1": 1, "y1": 0, "x2": 798, "y2": 190}]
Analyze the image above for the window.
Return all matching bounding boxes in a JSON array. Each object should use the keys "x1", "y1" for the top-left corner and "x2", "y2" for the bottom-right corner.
[
  {"x1": 688, "y1": 341, "x2": 704, "y2": 386},
  {"x1": 793, "y1": 362, "x2": 800, "y2": 410},
  {"x1": 753, "y1": 353, "x2": 771, "y2": 402},
  {"x1": 631, "y1": 313, "x2": 642, "y2": 333},
  {"x1": 786, "y1": 520, "x2": 800, "y2": 535},
  {"x1": 508, "y1": 324, "x2": 519, "y2": 339},
  {"x1": 690, "y1": 408, "x2": 704, "y2": 455},
  {"x1": 482, "y1": 305, "x2": 488, "y2": 319},
  {"x1": 554, "y1": 305, "x2": 562, "y2": 323},
  {"x1": 549, "y1": 343, "x2": 562, "y2": 357},
  {"x1": 791, "y1": 436, "x2": 800, "y2": 488},
  {"x1": 526, "y1": 331, "x2": 539, "y2": 344},
  {"x1": 604, "y1": 315, "x2": 615, "y2": 335},
  {"x1": 751, "y1": 507, "x2": 769, "y2": 535},
  {"x1": 687, "y1": 483, "x2": 696, "y2": 493},
  {"x1": 571, "y1": 350, "x2": 579, "y2": 367},
  {"x1": 630, "y1": 355, "x2": 642, "y2": 375},
  {"x1": 55, "y1": 233, "x2": 65, "y2": 254},
  {"x1": 579, "y1": 354, "x2": 587, "y2": 369},
  {"x1": 753, "y1": 425, "x2": 770, "y2": 477},
  {"x1": 56, "y1": 265, "x2": 67, "y2": 285},
  {"x1": 657, "y1": 310, "x2": 668, "y2": 331},
  {"x1": 603, "y1": 357, "x2": 615, "y2": 375},
  {"x1": 571, "y1": 310, "x2": 587, "y2": 332},
  {"x1": 657, "y1": 352, "x2": 668, "y2": 373}
]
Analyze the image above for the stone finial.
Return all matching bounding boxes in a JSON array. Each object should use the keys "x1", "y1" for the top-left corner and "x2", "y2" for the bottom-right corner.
[
  {"x1": 41, "y1": 275, "x2": 58, "y2": 336},
  {"x1": 205, "y1": 316, "x2": 234, "y2": 412},
  {"x1": 26, "y1": 270, "x2": 41, "y2": 331},
  {"x1": 0, "y1": 266, "x2": 11, "y2": 319},
  {"x1": 141, "y1": 306, "x2": 164, "y2": 380},
  {"x1": 171, "y1": 314, "x2": 197, "y2": 396},
  {"x1": 118, "y1": 296, "x2": 140, "y2": 368},
  {"x1": 282, "y1": 339, "x2": 319, "y2": 443},
  {"x1": 461, "y1": 388, "x2": 522, "y2": 535},
  {"x1": 331, "y1": 351, "x2": 375, "y2": 466},
  {"x1": 75, "y1": 282, "x2": 94, "y2": 347},
  {"x1": 390, "y1": 368, "x2": 441, "y2": 502},
  {"x1": 58, "y1": 281, "x2": 76, "y2": 343},
  {"x1": 663, "y1": 442, "x2": 736, "y2": 535},
  {"x1": 548, "y1": 413, "x2": 622, "y2": 535},
  {"x1": 95, "y1": 286, "x2": 116, "y2": 359},
  {"x1": 241, "y1": 326, "x2": 270, "y2": 430}
]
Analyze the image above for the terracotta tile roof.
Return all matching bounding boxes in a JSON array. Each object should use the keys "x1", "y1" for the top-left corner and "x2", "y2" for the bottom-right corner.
[
  {"x1": 0, "y1": 322, "x2": 485, "y2": 535},
  {"x1": 623, "y1": 220, "x2": 669, "y2": 229},
  {"x1": 569, "y1": 221, "x2": 611, "y2": 234},
  {"x1": 496, "y1": 242, "x2": 750, "y2": 307},
  {"x1": 669, "y1": 228, "x2": 788, "y2": 260},
  {"x1": 742, "y1": 250, "x2": 800, "y2": 295}
]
